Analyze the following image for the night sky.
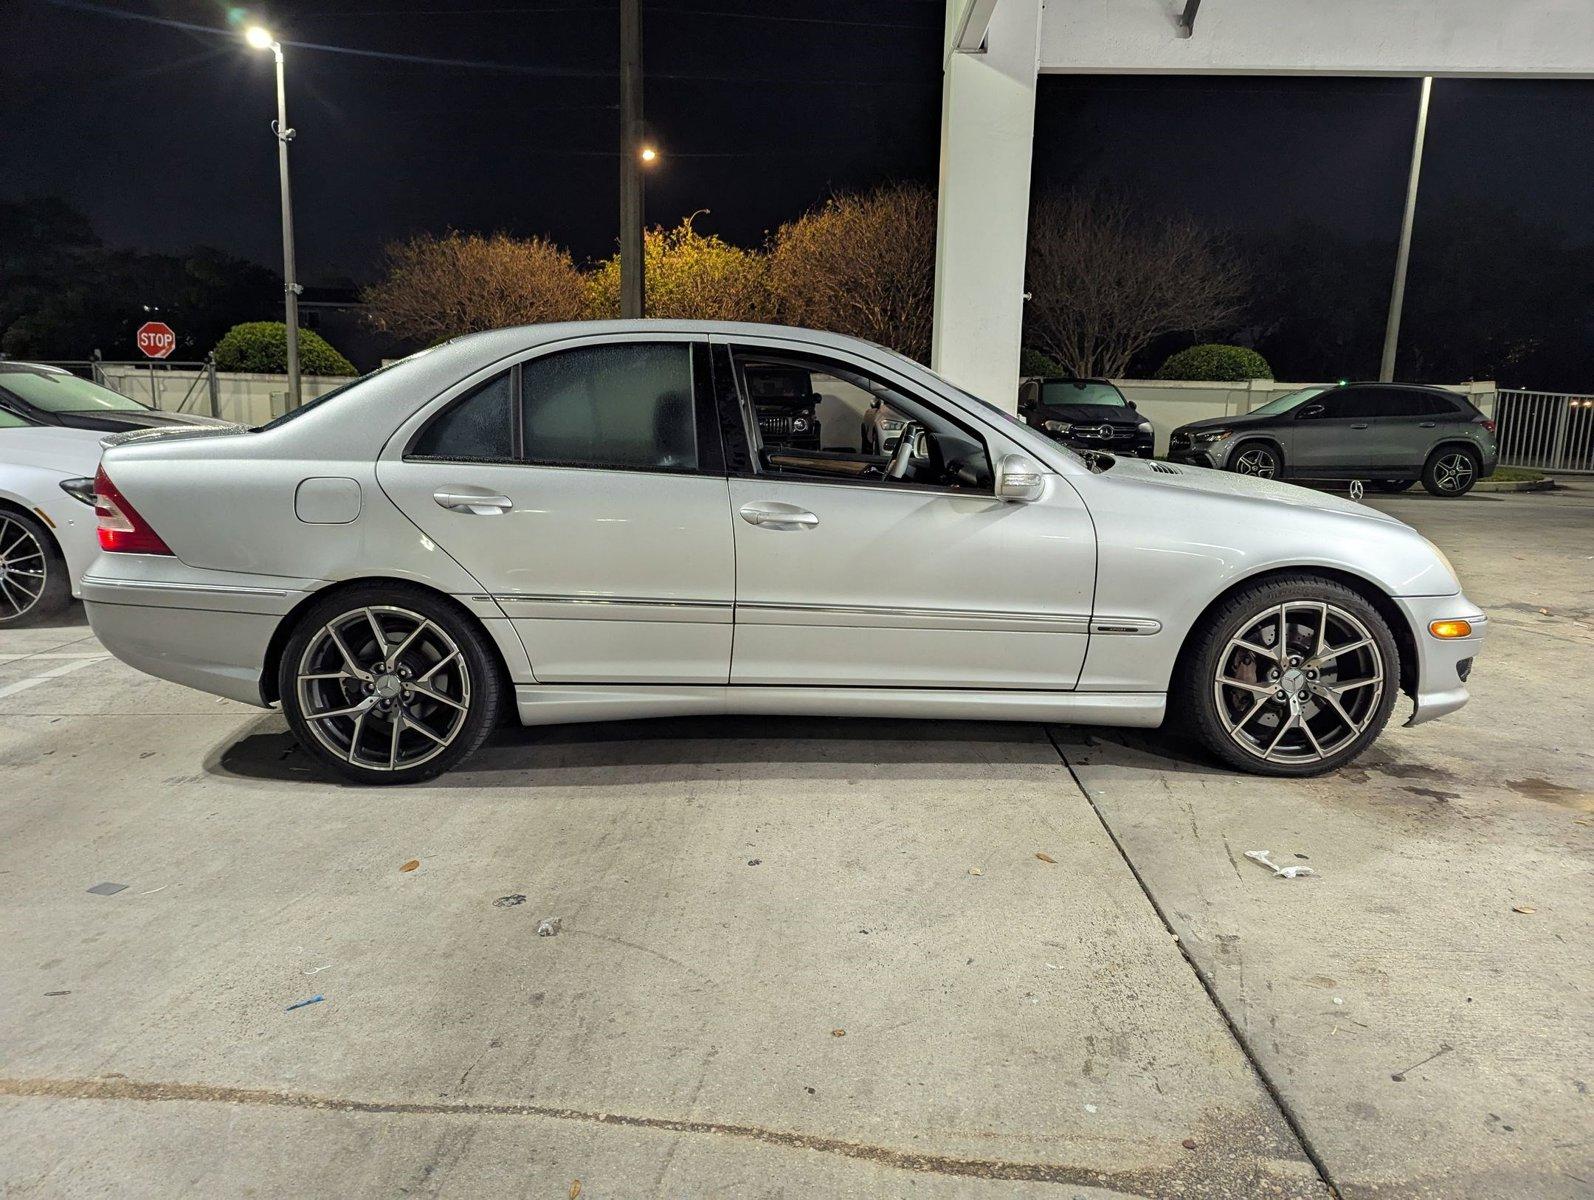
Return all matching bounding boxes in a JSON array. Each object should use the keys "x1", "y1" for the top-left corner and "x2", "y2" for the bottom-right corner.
[{"x1": 4, "y1": 0, "x2": 1592, "y2": 286}]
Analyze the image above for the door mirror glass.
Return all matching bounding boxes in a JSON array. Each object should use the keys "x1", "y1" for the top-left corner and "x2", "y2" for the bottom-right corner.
[
  {"x1": 1297, "y1": 404, "x2": 1325, "y2": 420},
  {"x1": 995, "y1": 454, "x2": 1044, "y2": 503}
]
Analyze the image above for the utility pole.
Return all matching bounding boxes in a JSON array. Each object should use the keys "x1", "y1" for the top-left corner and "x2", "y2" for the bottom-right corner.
[
  {"x1": 1380, "y1": 75, "x2": 1432, "y2": 383},
  {"x1": 619, "y1": 0, "x2": 645, "y2": 318}
]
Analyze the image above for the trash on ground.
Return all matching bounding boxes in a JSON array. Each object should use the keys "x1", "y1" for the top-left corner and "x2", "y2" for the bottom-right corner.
[
  {"x1": 1390, "y1": 1042, "x2": 1452, "y2": 1081},
  {"x1": 400, "y1": 859, "x2": 420, "y2": 873},
  {"x1": 1244, "y1": 850, "x2": 1316, "y2": 879},
  {"x1": 747, "y1": 859, "x2": 761, "y2": 866},
  {"x1": 139, "y1": 885, "x2": 168, "y2": 895},
  {"x1": 537, "y1": 917, "x2": 562, "y2": 937},
  {"x1": 1035, "y1": 852, "x2": 1056, "y2": 864},
  {"x1": 303, "y1": 964, "x2": 333, "y2": 975},
  {"x1": 493, "y1": 894, "x2": 526, "y2": 908},
  {"x1": 968, "y1": 867, "x2": 983, "y2": 876},
  {"x1": 286, "y1": 995, "x2": 325, "y2": 1012},
  {"x1": 831, "y1": 1028, "x2": 846, "y2": 1037},
  {"x1": 570, "y1": 1182, "x2": 581, "y2": 1199},
  {"x1": 1084, "y1": 1103, "x2": 1097, "y2": 1113},
  {"x1": 1512, "y1": 905, "x2": 1536, "y2": 914},
  {"x1": 87, "y1": 882, "x2": 128, "y2": 896},
  {"x1": 1181, "y1": 1137, "x2": 1198, "y2": 1150}
]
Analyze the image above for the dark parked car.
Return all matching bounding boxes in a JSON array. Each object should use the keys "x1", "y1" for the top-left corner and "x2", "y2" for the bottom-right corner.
[
  {"x1": 743, "y1": 361, "x2": 821, "y2": 450},
  {"x1": 1167, "y1": 382, "x2": 1498, "y2": 497},
  {"x1": 1018, "y1": 376, "x2": 1155, "y2": 458},
  {"x1": 0, "y1": 362, "x2": 230, "y2": 433}
]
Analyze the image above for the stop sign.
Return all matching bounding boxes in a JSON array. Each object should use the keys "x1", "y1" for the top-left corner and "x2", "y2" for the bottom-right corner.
[{"x1": 136, "y1": 321, "x2": 176, "y2": 359}]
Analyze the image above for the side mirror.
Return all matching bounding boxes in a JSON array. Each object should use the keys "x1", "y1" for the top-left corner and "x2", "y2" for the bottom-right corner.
[
  {"x1": 869, "y1": 398, "x2": 882, "y2": 410},
  {"x1": 995, "y1": 454, "x2": 1045, "y2": 503},
  {"x1": 1299, "y1": 404, "x2": 1325, "y2": 419},
  {"x1": 1126, "y1": 399, "x2": 1138, "y2": 410}
]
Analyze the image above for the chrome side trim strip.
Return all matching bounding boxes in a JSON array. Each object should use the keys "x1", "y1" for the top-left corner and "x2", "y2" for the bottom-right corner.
[
  {"x1": 81, "y1": 575, "x2": 290, "y2": 598},
  {"x1": 1089, "y1": 617, "x2": 1162, "y2": 636},
  {"x1": 491, "y1": 593, "x2": 732, "y2": 623}
]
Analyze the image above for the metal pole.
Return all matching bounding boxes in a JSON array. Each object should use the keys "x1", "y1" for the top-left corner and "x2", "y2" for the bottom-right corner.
[
  {"x1": 1380, "y1": 75, "x2": 1432, "y2": 382},
  {"x1": 618, "y1": 0, "x2": 645, "y2": 319},
  {"x1": 206, "y1": 353, "x2": 221, "y2": 419},
  {"x1": 271, "y1": 42, "x2": 303, "y2": 409}
]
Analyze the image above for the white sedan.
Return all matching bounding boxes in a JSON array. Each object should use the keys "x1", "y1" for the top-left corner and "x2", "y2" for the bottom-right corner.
[
  {"x1": 0, "y1": 419, "x2": 103, "y2": 625},
  {"x1": 81, "y1": 321, "x2": 1485, "y2": 784}
]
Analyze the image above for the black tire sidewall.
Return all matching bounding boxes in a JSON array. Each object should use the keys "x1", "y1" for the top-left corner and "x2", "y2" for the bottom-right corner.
[
  {"x1": 0, "y1": 509, "x2": 71, "y2": 627},
  {"x1": 1422, "y1": 446, "x2": 1480, "y2": 497},
  {"x1": 1229, "y1": 441, "x2": 1281, "y2": 479},
  {"x1": 1180, "y1": 575, "x2": 1401, "y2": 777},
  {"x1": 277, "y1": 585, "x2": 503, "y2": 785}
]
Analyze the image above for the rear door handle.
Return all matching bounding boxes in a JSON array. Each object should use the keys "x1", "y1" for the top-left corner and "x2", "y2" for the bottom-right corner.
[
  {"x1": 1350, "y1": 423, "x2": 1370, "y2": 430},
  {"x1": 739, "y1": 502, "x2": 819, "y2": 529},
  {"x1": 1419, "y1": 421, "x2": 1437, "y2": 428},
  {"x1": 433, "y1": 489, "x2": 512, "y2": 515}
]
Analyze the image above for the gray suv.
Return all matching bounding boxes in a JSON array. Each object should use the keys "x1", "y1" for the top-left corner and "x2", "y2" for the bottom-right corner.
[{"x1": 1167, "y1": 383, "x2": 1499, "y2": 497}]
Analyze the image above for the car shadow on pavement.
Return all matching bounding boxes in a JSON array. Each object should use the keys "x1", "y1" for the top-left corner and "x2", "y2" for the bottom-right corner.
[{"x1": 208, "y1": 711, "x2": 1211, "y2": 788}]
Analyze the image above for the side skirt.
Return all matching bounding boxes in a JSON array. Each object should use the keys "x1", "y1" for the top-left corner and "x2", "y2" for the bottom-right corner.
[{"x1": 512, "y1": 684, "x2": 1165, "y2": 729}]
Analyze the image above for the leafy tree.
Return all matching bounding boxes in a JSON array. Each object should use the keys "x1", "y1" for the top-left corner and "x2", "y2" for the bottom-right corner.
[
  {"x1": 586, "y1": 213, "x2": 771, "y2": 322},
  {"x1": 1156, "y1": 344, "x2": 1273, "y2": 381},
  {"x1": 1024, "y1": 190, "x2": 1247, "y2": 378},
  {"x1": 1020, "y1": 347, "x2": 1066, "y2": 377},
  {"x1": 766, "y1": 183, "x2": 936, "y2": 362},
  {"x1": 211, "y1": 321, "x2": 357, "y2": 376},
  {"x1": 362, "y1": 231, "x2": 587, "y2": 344}
]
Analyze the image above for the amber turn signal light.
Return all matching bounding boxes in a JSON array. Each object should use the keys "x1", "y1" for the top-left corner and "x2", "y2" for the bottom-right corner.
[{"x1": 1428, "y1": 619, "x2": 1473, "y2": 639}]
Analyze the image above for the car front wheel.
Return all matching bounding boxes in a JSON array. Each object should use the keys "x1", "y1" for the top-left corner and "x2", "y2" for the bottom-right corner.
[
  {"x1": 1422, "y1": 447, "x2": 1480, "y2": 497},
  {"x1": 1228, "y1": 442, "x2": 1281, "y2": 479},
  {"x1": 1178, "y1": 575, "x2": 1400, "y2": 776},
  {"x1": 279, "y1": 585, "x2": 504, "y2": 784}
]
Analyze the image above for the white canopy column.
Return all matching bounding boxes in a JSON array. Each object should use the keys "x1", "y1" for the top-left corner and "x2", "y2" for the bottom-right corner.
[{"x1": 930, "y1": 0, "x2": 1040, "y2": 412}]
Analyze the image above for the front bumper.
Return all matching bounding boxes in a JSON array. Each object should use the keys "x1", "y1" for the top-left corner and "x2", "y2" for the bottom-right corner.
[
  {"x1": 1167, "y1": 434, "x2": 1233, "y2": 469},
  {"x1": 1052, "y1": 432, "x2": 1155, "y2": 458},
  {"x1": 1392, "y1": 593, "x2": 1486, "y2": 726}
]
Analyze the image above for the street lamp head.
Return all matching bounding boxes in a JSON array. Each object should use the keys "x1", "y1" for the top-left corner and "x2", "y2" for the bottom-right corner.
[
  {"x1": 640, "y1": 146, "x2": 658, "y2": 164},
  {"x1": 245, "y1": 25, "x2": 276, "y2": 50}
]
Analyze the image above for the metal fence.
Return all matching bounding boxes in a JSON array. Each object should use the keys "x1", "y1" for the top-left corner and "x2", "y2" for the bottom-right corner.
[
  {"x1": 1495, "y1": 390, "x2": 1594, "y2": 474},
  {"x1": 33, "y1": 355, "x2": 222, "y2": 418}
]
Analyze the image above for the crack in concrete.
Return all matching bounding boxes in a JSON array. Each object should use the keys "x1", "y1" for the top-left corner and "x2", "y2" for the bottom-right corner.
[{"x1": 0, "y1": 1074, "x2": 1292, "y2": 1195}]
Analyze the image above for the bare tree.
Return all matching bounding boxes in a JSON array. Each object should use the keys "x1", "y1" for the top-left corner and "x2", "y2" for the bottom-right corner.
[
  {"x1": 766, "y1": 183, "x2": 936, "y2": 363},
  {"x1": 362, "y1": 231, "x2": 587, "y2": 343},
  {"x1": 1024, "y1": 191, "x2": 1247, "y2": 378}
]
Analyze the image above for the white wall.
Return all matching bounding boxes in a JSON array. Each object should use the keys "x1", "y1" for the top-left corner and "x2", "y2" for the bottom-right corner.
[
  {"x1": 99, "y1": 367, "x2": 349, "y2": 427},
  {"x1": 1038, "y1": 0, "x2": 1594, "y2": 76}
]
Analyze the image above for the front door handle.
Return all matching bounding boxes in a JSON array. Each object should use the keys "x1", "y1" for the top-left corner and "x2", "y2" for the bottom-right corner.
[
  {"x1": 433, "y1": 489, "x2": 512, "y2": 515},
  {"x1": 1350, "y1": 423, "x2": 1370, "y2": 430},
  {"x1": 739, "y1": 502, "x2": 819, "y2": 530},
  {"x1": 1419, "y1": 421, "x2": 1437, "y2": 428}
]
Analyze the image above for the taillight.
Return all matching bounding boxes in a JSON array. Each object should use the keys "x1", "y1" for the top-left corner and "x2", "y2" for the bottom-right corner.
[
  {"x1": 94, "y1": 466, "x2": 173, "y2": 555},
  {"x1": 1479, "y1": 417, "x2": 1496, "y2": 434}
]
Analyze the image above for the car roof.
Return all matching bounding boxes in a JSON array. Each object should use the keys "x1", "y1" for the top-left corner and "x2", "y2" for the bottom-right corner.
[{"x1": 0, "y1": 362, "x2": 71, "y2": 375}]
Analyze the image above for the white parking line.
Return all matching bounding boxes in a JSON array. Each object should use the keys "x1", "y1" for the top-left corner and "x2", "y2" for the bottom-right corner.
[{"x1": 0, "y1": 656, "x2": 110, "y2": 701}]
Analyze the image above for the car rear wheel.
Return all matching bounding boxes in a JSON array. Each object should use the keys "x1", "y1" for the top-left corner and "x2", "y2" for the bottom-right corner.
[
  {"x1": 1178, "y1": 575, "x2": 1400, "y2": 777},
  {"x1": 0, "y1": 510, "x2": 71, "y2": 628},
  {"x1": 1371, "y1": 479, "x2": 1416, "y2": 493},
  {"x1": 1422, "y1": 447, "x2": 1479, "y2": 497},
  {"x1": 1229, "y1": 442, "x2": 1281, "y2": 479},
  {"x1": 279, "y1": 585, "x2": 504, "y2": 784}
]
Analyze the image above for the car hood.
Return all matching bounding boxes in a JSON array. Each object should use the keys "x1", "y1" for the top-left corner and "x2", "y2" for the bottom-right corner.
[
  {"x1": 1173, "y1": 412, "x2": 1277, "y2": 434},
  {"x1": 1103, "y1": 455, "x2": 1404, "y2": 525},
  {"x1": 53, "y1": 409, "x2": 234, "y2": 433},
  {"x1": 0, "y1": 425, "x2": 108, "y2": 476},
  {"x1": 1035, "y1": 403, "x2": 1144, "y2": 426}
]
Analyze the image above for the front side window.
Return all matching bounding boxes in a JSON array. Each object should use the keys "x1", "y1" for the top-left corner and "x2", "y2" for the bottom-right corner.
[
  {"x1": 522, "y1": 343, "x2": 697, "y2": 471},
  {"x1": 0, "y1": 369, "x2": 149, "y2": 413}
]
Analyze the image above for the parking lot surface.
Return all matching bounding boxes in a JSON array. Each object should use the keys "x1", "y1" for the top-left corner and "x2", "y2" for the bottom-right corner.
[{"x1": 2, "y1": 485, "x2": 1590, "y2": 1198}]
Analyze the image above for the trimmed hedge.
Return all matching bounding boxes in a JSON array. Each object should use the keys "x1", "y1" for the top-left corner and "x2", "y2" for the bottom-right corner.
[
  {"x1": 1156, "y1": 344, "x2": 1273, "y2": 382},
  {"x1": 211, "y1": 321, "x2": 357, "y2": 376}
]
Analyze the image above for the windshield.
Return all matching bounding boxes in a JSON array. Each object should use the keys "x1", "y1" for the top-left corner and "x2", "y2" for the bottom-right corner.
[
  {"x1": 1248, "y1": 386, "x2": 1329, "y2": 417},
  {"x1": 1039, "y1": 380, "x2": 1127, "y2": 408},
  {"x1": 0, "y1": 369, "x2": 150, "y2": 413}
]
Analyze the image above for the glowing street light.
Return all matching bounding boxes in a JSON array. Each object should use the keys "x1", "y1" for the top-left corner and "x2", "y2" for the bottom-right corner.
[
  {"x1": 245, "y1": 24, "x2": 303, "y2": 409},
  {"x1": 640, "y1": 146, "x2": 658, "y2": 163}
]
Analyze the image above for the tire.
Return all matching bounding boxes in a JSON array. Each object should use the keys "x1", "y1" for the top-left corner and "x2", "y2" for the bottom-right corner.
[
  {"x1": 0, "y1": 509, "x2": 72, "y2": 628},
  {"x1": 1228, "y1": 441, "x2": 1281, "y2": 480},
  {"x1": 1422, "y1": 446, "x2": 1480, "y2": 497},
  {"x1": 1176, "y1": 574, "x2": 1400, "y2": 777},
  {"x1": 1371, "y1": 479, "x2": 1416, "y2": 493},
  {"x1": 278, "y1": 584, "x2": 504, "y2": 784}
]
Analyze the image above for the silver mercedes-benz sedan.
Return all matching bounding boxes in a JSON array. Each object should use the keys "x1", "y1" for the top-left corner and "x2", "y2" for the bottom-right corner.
[{"x1": 81, "y1": 321, "x2": 1485, "y2": 784}]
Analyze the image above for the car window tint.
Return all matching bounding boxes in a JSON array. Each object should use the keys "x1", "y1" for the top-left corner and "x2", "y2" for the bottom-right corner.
[
  {"x1": 522, "y1": 343, "x2": 696, "y2": 471},
  {"x1": 0, "y1": 408, "x2": 30, "y2": 428},
  {"x1": 1417, "y1": 392, "x2": 1459, "y2": 416},
  {"x1": 411, "y1": 372, "x2": 513, "y2": 459},
  {"x1": 1306, "y1": 389, "x2": 1362, "y2": 419}
]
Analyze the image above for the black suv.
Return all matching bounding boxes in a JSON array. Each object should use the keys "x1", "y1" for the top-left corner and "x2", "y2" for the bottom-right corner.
[
  {"x1": 1017, "y1": 376, "x2": 1155, "y2": 458},
  {"x1": 1167, "y1": 382, "x2": 1499, "y2": 497},
  {"x1": 743, "y1": 362, "x2": 822, "y2": 450}
]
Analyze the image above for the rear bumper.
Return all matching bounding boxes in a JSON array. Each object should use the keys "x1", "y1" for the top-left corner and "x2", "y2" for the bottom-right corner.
[{"x1": 1393, "y1": 593, "x2": 1486, "y2": 726}]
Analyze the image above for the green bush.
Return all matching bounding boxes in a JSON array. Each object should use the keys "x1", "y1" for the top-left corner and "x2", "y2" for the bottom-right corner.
[
  {"x1": 1156, "y1": 344, "x2": 1273, "y2": 382},
  {"x1": 211, "y1": 321, "x2": 357, "y2": 376},
  {"x1": 1019, "y1": 347, "x2": 1065, "y2": 377}
]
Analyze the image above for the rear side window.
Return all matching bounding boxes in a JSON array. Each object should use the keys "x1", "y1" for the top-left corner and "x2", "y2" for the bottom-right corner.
[
  {"x1": 522, "y1": 343, "x2": 696, "y2": 471},
  {"x1": 410, "y1": 372, "x2": 513, "y2": 460}
]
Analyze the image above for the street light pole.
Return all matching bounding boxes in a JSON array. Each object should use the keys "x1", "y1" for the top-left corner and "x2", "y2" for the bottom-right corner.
[
  {"x1": 619, "y1": 0, "x2": 645, "y2": 319},
  {"x1": 249, "y1": 27, "x2": 302, "y2": 410},
  {"x1": 1380, "y1": 75, "x2": 1432, "y2": 383}
]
